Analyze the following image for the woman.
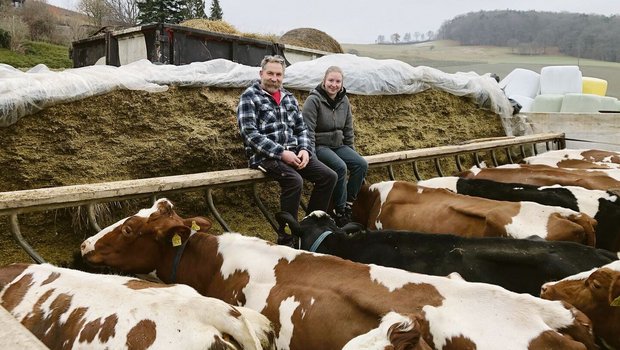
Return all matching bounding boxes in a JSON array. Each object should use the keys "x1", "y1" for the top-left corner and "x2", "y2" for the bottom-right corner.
[{"x1": 302, "y1": 66, "x2": 368, "y2": 226}]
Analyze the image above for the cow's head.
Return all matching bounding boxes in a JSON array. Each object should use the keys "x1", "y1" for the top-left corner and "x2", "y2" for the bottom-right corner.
[
  {"x1": 81, "y1": 198, "x2": 211, "y2": 274},
  {"x1": 275, "y1": 211, "x2": 362, "y2": 251},
  {"x1": 541, "y1": 261, "x2": 620, "y2": 349}
]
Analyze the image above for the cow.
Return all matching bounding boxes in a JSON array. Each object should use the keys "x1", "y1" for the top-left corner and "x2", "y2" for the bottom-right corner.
[
  {"x1": 541, "y1": 260, "x2": 620, "y2": 350},
  {"x1": 277, "y1": 210, "x2": 618, "y2": 296},
  {"x1": 459, "y1": 163, "x2": 620, "y2": 191},
  {"x1": 417, "y1": 176, "x2": 620, "y2": 251},
  {"x1": 0, "y1": 263, "x2": 275, "y2": 350},
  {"x1": 522, "y1": 156, "x2": 620, "y2": 169},
  {"x1": 81, "y1": 198, "x2": 598, "y2": 350},
  {"x1": 528, "y1": 149, "x2": 620, "y2": 164},
  {"x1": 351, "y1": 180, "x2": 597, "y2": 246}
]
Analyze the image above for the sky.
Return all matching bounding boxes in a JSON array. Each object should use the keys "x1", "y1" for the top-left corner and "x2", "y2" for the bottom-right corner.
[{"x1": 47, "y1": 0, "x2": 619, "y2": 44}]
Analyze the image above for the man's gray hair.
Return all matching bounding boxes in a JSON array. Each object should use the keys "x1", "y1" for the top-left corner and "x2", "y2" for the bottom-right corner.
[{"x1": 261, "y1": 55, "x2": 286, "y2": 70}]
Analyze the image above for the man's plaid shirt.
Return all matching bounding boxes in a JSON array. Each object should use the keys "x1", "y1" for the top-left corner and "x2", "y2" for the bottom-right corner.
[{"x1": 237, "y1": 80, "x2": 313, "y2": 167}]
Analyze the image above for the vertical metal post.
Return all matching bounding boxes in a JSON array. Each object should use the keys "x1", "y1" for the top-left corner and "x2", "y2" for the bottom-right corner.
[
  {"x1": 87, "y1": 204, "x2": 102, "y2": 233},
  {"x1": 412, "y1": 161, "x2": 422, "y2": 181},
  {"x1": 490, "y1": 150, "x2": 499, "y2": 167},
  {"x1": 387, "y1": 165, "x2": 395, "y2": 180},
  {"x1": 9, "y1": 215, "x2": 45, "y2": 263},
  {"x1": 252, "y1": 183, "x2": 278, "y2": 232},
  {"x1": 505, "y1": 148, "x2": 514, "y2": 164},
  {"x1": 454, "y1": 154, "x2": 463, "y2": 172},
  {"x1": 434, "y1": 158, "x2": 444, "y2": 177},
  {"x1": 206, "y1": 188, "x2": 231, "y2": 232}
]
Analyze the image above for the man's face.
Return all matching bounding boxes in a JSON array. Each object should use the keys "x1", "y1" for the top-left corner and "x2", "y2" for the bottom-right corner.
[{"x1": 259, "y1": 62, "x2": 284, "y2": 93}]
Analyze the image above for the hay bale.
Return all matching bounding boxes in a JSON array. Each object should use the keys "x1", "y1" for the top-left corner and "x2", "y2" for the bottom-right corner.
[
  {"x1": 180, "y1": 19, "x2": 240, "y2": 35},
  {"x1": 279, "y1": 28, "x2": 343, "y2": 53},
  {"x1": 180, "y1": 19, "x2": 277, "y2": 42}
]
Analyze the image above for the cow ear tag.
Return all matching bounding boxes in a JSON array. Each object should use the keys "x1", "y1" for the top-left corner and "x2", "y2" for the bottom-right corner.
[
  {"x1": 191, "y1": 221, "x2": 201, "y2": 232},
  {"x1": 284, "y1": 224, "x2": 292, "y2": 235},
  {"x1": 172, "y1": 234, "x2": 182, "y2": 247},
  {"x1": 611, "y1": 296, "x2": 620, "y2": 307}
]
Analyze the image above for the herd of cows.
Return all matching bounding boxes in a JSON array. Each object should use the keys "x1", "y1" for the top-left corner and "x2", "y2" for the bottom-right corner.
[{"x1": 1, "y1": 148, "x2": 620, "y2": 349}]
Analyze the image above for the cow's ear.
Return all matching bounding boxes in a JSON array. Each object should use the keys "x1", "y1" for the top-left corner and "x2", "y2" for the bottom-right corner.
[
  {"x1": 183, "y1": 217, "x2": 212, "y2": 233},
  {"x1": 121, "y1": 224, "x2": 134, "y2": 237},
  {"x1": 157, "y1": 199, "x2": 174, "y2": 216},
  {"x1": 159, "y1": 225, "x2": 191, "y2": 246}
]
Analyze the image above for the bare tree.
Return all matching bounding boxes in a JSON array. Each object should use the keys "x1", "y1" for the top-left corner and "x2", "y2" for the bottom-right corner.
[
  {"x1": 376, "y1": 34, "x2": 385, "y2": 43},
  {"x1": 78, "y1": 0, "x2": 112, "y2": 27},
  {"x1": 426, "y1": 30, "x2": 434, "y2": 41},
  {"x1": 106, "y1": 0, "x2": 139, "y2": 25},
  {"x1": 0, "y1": 14, "x2": 29, "y2": 52},
  {"x1": 390, "y1": 33, "x2": 400, "y2": 43},
  {"x1": 20, "y1": 0, "x2": 57, "y2": 41},
  {"x1": 403, "y1": 32, "x2": 411, "y2": 42}
]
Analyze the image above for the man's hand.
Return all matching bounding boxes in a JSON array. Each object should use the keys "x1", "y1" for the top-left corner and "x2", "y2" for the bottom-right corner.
[
  {"x1": 297, "y1": 150, "x2": 309, "y2": 169},
  {"x1": 281, "y1": 150, "x2": 301, "y2": 167}
]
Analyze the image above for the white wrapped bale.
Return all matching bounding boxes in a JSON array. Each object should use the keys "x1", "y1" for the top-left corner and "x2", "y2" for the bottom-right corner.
[
  {"x1": 560, "y1": 93, "x2": 602, "y2": 113},
  {"x1": 499, "y1": 68, "x2": 540, "y2": 98},
  {"x1": 599, "y1": 96, "x2": 618, "y2": 112},
  {"x1": 531, "y1": 94, "x2": 564, "y2": 112},
  {"x1": 540, "y1": 66, "x2": 583, "y2": 95}
]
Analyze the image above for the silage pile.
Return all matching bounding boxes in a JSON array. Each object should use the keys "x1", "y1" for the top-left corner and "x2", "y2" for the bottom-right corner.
[{"x1": 0, "y1": 85, "x2": 505, "y2": 267}]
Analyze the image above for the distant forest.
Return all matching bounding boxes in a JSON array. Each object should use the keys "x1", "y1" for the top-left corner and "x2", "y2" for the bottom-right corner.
[{"x1": 437, "y1": 10, "x2": 620, "y2": 63}]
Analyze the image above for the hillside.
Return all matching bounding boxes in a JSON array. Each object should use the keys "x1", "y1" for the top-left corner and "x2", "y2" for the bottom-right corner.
[{"x1": 343, "y1": 41, "x2": 620, "y2": 98}]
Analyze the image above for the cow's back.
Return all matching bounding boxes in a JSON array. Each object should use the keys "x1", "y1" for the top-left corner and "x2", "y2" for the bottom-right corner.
[
  {"x1": 460, "y1": 164, "x2": 620, "y2": 190},
  {"x1": 0, "y1": 263, "x2": 273, "y2": 350}
]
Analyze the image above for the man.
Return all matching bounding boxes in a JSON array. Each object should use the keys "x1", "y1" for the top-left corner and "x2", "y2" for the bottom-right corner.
[{"x1": 237, "y1": 55, "x2": 337, "y2": 247}]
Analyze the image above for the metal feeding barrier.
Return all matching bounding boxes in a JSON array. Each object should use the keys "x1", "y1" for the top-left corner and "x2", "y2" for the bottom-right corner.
[{"x1": 0, "y1": 133, "x2": 565, "y2": 263}]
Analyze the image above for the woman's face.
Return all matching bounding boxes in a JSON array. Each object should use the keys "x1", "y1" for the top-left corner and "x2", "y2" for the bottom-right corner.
[{"x1": 323, "y1": 72, "x2": 343, "y2": 98}]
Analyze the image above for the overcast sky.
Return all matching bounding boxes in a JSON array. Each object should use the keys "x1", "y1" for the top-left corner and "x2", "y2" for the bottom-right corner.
[{"x1": 48, "y1": 0, "x2": 619, "y2": 44}]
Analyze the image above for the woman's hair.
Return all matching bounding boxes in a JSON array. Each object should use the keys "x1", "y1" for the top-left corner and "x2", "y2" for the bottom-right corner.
[{"x1": 323, "y1": 66, "x2": 344, "y2": 83}]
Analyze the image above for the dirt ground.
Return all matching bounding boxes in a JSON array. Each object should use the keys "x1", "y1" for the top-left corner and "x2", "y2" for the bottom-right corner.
[{"x1": 0, "y1": 86, "x2": 505, "y2": 267}]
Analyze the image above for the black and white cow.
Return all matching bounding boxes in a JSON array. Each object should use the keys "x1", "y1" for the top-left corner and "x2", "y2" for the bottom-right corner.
[
  {"x1": 417, "y1": 176, "x2": 620, "y2": 251},
  {"x1": 277, "y1": 211, "x2": 619, "y2": 296}
]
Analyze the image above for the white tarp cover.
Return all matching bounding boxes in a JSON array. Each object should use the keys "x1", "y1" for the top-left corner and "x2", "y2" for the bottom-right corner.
[{"x1": 0, "y1": 54, "x2": 513, "y2": 133}]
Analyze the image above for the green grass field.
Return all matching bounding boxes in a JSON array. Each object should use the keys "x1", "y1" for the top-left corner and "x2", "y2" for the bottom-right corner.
[
  {"x1": 0, "y1": 41, "x2": 72, "y2": 69},
  {"x1": 342, "y1": 40, "x2": 620, "y2": 98}
]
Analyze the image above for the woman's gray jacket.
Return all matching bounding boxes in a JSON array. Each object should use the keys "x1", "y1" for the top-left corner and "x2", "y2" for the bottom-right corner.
[{"x1": 302, "y1": 89, "x2": 355, "y2": 149}]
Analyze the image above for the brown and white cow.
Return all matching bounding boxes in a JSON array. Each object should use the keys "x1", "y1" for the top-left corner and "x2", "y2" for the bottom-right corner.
[
  {"x1": 541, "y1": 260, "x2": 620, "y2": 350},
  {"x1": 523, "y1": 156, "x2": 620, "y2": 169},
  {"x1": 0, "y1": 263, "x2": 275, "y2": 350},
  {"x1": 352, "y1": 181, "x2": 597, "y2": 246},
  {"x1": 459, "y1": 164, "x2": 620, "y2": 191},
  {"x1": 81, "y1": 198, "x2": 598, "y2": 350},
  {"x1": 528, "y1": 149, "x2": 620, "y2": 165}
]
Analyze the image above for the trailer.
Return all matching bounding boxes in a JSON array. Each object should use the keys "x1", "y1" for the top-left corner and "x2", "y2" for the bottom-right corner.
[{"x1": 70, "y1": 22, "x2": 331, "y2": 68}]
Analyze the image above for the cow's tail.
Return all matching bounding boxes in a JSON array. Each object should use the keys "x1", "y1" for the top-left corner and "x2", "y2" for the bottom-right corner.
[{"x1": 234, "y1": 306, "x2": 276, "y2": 350}]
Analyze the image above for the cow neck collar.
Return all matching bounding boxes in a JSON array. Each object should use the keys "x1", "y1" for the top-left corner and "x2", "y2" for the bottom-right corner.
[
  {"x1": 170, "y1": 228, "x2": 198, "y2": 283},
  {"x1": 309, "y1": 230, "x2": 333, "y2": 252}
]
